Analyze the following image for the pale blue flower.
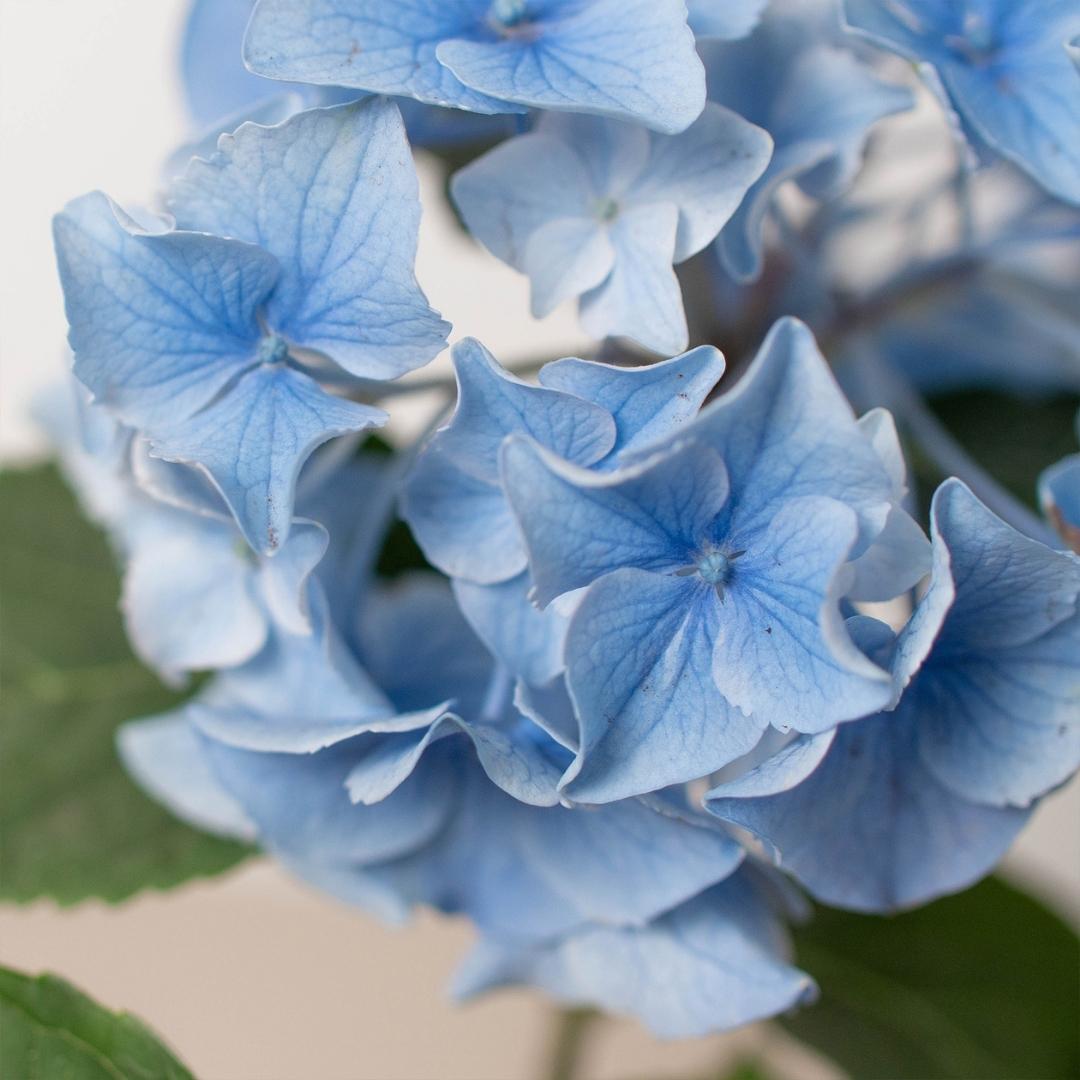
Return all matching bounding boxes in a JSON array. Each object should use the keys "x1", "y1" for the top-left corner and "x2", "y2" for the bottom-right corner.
[
  {"x1": 401, "y1": 337, "x2": 725, "y2": 684},
  {"x1": 844, "y1": 0, "x2": 1080, "y2": 205},
  {"x1": 502, "y1": 319, "x2": 928, "y2": 801},
  {"x1": 243, "y1": 0, "x2": 707, "y2": 134},
  {"x1": 704, "y1": 2, "x2": 914, "y2": 281},
  {"x1": 707, "y1": 480, "x2": 1080, "y2": 911},
  {"x1": 452, "y1": 106, "x2": 772, "y2": 354},
  {"x1": 54, "y1": 99, "x2": 448, "y2": 553}
]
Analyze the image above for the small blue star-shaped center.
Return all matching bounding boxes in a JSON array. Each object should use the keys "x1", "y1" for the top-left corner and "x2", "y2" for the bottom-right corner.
[
  {"x1": 675, "y1": 544, "x2": 747, "y2": 600},
  {"x1": 257, "y1": 333, "x2": 290, "y2": 366},
  {"x1": 488, "y1": 0, "x2": 529, "y2": 30}
]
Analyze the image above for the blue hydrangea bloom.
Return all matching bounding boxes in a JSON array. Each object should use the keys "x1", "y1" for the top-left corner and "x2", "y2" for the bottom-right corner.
[
  {"x1": 451, "y1": 107, "x2": 772, "y2": 354},
  {"x1": 707, "y1": 480, "x2": 1080, "y2": 912},
  {"x1": 243, "y1": 0, "x2": 707, "y2": 134},
  {"x1": 502, "y1": 319, "x2": 930, "y2": 801},
  {"x1": 703, "y1": 2, "x2": 914, "y2": 281},
  {"x1": 844, "y1": 0, "x2": 1080, "y2": 205},
  {"x1": 401, "y1": 337, "x2": 725, "y2": 684},
  {"x1": 54, "y1": 99, "x2": 448, "y2": 553},
  {"x1": 116, "y1": 572, "x2": 817, "y2": 1035}
]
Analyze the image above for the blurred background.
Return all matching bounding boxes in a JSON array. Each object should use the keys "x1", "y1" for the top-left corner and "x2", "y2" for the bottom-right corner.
[{"x1": 0, "y1": 2, "x2": 1076, "y2": 1077}]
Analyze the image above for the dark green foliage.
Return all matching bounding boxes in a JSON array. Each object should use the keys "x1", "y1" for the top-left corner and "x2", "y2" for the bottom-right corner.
[{"x1": 0, "y1": 465, "x2": 250, "y2": 904}]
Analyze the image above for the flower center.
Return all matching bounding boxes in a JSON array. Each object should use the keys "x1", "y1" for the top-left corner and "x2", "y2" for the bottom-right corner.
[
  {"x1": 257, "y1": 333, "x2": 290, "y2": 366},
  {"x1": 675, "y1": 545, "x2": 746, "y2": 599},
  {"x1": 488, "y1": 0, "x2": 529, "y2": 30},
  {"x1": 594, "y1": 197, "x2": 620, "y2": 223}
]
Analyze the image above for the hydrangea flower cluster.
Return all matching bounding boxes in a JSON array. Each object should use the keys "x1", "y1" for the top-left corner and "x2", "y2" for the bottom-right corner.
[{"x1": 49, "y1": 0, "x2": 1079, "y2": 1039}]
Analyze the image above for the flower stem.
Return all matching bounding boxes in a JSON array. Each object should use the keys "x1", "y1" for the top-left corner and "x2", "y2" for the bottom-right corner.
[{"x1": 543, "y1": 1008, "x2": 598, "y2": 1080}]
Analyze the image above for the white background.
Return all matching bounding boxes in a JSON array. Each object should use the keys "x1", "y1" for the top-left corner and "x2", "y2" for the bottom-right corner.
[{"x1": 1, "y1": 2, "x2": 1076, "y2": 1077}]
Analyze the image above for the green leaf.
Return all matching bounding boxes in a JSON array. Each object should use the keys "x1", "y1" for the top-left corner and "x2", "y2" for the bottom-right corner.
[
  {"x1": 919, "y1": 391, "x2": 1079, "y2": 511},
  {"x1": 782, "y1": 876, "x2": 1080, "y2": 1079},
  {"x1": 0, "y1": 464, "x2": 251, "y2": 904},
  {"x1": 0, "y1": 963, "x2": 193, "y2": 1079}
]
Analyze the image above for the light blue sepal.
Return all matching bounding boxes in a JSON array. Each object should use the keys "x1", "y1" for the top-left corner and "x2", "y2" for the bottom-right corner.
[
  {"x1": 53, "y1": 191, "x2": 279, "y2": 430},
  {"x1": 243, "y1": 0, "x2": 516, "y2": 113},
  {"x1": 149, "y1": 364, "x2": 384, "y2": 555},
  {"x1": 453, "y1": 574, "x2": 568, "y2": 688},
  {"x1": 117, "y1": 714, "x2": 257, "y2": 841},
  {"x1": 538, "y1": 346, "x2": 725, "y2": 465},
  {"x1": 169, "y1": 99, "x2": 450, "y2": 380},
  {"x1": 452, "y1": 868, "x2": 816, "y2": 1038}
]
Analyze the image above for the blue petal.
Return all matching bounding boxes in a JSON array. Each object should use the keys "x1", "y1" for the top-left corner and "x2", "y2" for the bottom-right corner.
[
  {"x1": 203, "y1": 732, "x2": 458, "y2": 865},
  {"x1": 538, "y1": 346, "x2": 725, "y2": 465},
  {"x1": 454, "y1": 103, "x2": 767, "y2": 344},
  {"x1": 522, "y1": 217, "x2": 618, "y2": 319},
  {"x1": 402, "y1": 339, "x2": 616, "y2": 585},
  {"x1": 690, "y1": 318, "x2": 894, "y2": 550},
  {"x1": 707, "y1": 705, "x2": 1030, "y2": 913},
  {"x1": 169, "y1": 99, "x2": 449, "y2": 379},
  {"x1": 401, "y1": 443, "x2": 528, "y2": 584},
  {"x1": 117, "y1": 713, "x2": 257, "y2": 841},
  {"x1": 53, "y1": 192, "x2": 278, "y2": 429},
  {"x1": 714, "y1": 496, "x2": 892, "y2": 733},
  {"x1": 503, "y1": 436, "x2": 730, "y2": 606},
  {"x1": 369, "y1": 756, "x2": 742, "y2": 941},
  {"x1": 344, "y1": 713, "x2": 566, "y2": 808},
  {"x1": 149, "y1": 363, "x2": 384, "y2": 554},
  {"x1": 847, "y1": 409, "x2": 931, "y2": 602},
  {"x1": 706, "y1": 730, "x2": 837, "y2": 799},
  {"x1": 930, "y1": 478, "x2": 1079, "y2": 652},
  {"x1": 362, "y1": 765, "x2": 596, "y2": 942},
  {"x1": 130, "y1": 438, "x2": 230, "y2": 519},
  {"x1": 451, "y1": 127, "x2": 611, "y2": 296},
  {"x1": 843, "y1": 0, "x2": 1080, "y2": 204},
  {"x1": 454, "y1": 573, "x2": 568, "y2": 687},
  {"x1": 579, "y1": 202, "x2": 687, "y2": 354},
  {"x1": 915, "y1": 618, "x2": 1080, "y2": 810},
  {"x1": 257, "y1": 519, "x2": 329, "y2": 635},
  {"x1": 563, "y1": 569, "x2": 767, "y2": 802},
  {"x1": 436, "y1": 0, "x2": 706, "y2": 133},
  {"x1": 438, "y1": 338, "x2": 616, "y2": 483},
  {"x1": 507, "y1": 787, "x2": 744, "y2": 926},
  {"x1": 121, "y1": 512, "x2": 267, "y2": 679},
  {"x1": 623, "y1": 103, "x2": 773, "y2": 262},
  {"x1": 905, "y1": 480, "x2": 1080, "y2": 807},
  {"x1": 190, "y1": 596, "x2": 395, "y2": 753},
  {"x1": 181, "y1": 0, "x2": 289, "y2": 125},
  {"x1": 244, "y1": 0, "x2": 515, "y2": 113},
  {"x1": 453, "y1": 870, "x2": 816, "y2": 1038},
  {"x1": 356, "y1": 574, "x2": 495, "y2": 716}
]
